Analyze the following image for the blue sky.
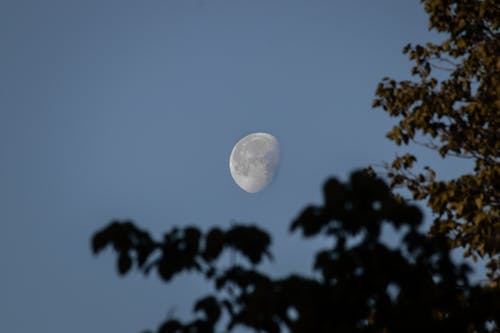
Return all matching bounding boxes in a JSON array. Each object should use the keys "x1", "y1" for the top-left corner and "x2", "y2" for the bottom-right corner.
[{"x1": 0, "y1": 1, "x2": 479, "y2": 332}]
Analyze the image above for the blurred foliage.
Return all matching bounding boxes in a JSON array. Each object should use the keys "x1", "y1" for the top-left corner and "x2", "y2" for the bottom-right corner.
[
  {"x1": 92, "y1": 1, "x2": 500, "y2": 330},
  {"x1": 372, "y1": 0, "x2": 499, "y2": 282},
  {"x1": 93, "y1": 170, "x2": 500, "y2": 333}
]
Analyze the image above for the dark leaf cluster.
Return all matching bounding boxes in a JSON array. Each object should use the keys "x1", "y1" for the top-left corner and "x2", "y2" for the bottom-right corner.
[
  {"x1": 92, "y1": 222, "x2": 271, "y2": 280},
  {"x1": 93, "y1": 170, "x2": 500, "y2": 333},
  {"x1": 372, "y1": 0, "x2": 500, "y2": 282}
]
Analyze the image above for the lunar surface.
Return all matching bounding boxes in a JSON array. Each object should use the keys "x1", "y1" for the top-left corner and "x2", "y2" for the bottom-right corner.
[{"x1": 229, "y1": 132, "x2": 280, "y2": 193}]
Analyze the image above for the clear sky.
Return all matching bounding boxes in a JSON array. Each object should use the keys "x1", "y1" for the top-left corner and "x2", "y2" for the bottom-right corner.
[{"x1": 0, "y1": 1, "x2": 479, "y2": 332}]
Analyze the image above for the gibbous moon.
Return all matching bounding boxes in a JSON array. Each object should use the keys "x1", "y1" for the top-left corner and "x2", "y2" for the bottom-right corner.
[{"x1": 229, "y1": 132, "x2": 280, "y2": 193}]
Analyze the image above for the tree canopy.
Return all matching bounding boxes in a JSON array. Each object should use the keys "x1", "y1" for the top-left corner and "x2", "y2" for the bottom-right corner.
[
  {"x1": 92, "y1": 0, "x2": 500, "y2": 331},
  {"x1": 372, "y1": 0, "x2": 499, "y2": 282},
  {"x1": 93, "y1": 170, "x2": 500, "y2": 333}
]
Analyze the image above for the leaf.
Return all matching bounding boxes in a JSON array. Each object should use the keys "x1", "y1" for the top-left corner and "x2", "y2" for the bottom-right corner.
[
  {"x1": 117, "y1": 252, "x2": 132, "y2": 275},
  {"x1": 225, "y1": 225, "x2": 272, "y2": 264},
  {"x1": 91, "y1": 231, "x2": 108, "y2": 255},
  {"x1": 203, "y1": 228, "x2": 225, "y2": 262},
  {"x1": 194, "y1": 296, "x2": 220, "y2": 323}
]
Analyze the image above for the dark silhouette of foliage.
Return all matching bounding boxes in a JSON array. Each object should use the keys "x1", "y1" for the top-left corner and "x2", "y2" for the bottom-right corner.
[
  {"x1": 372, "y1": 0, "x2": 499, "y2": 283},
  {"x1": 92, "y1": 222, "x2": 272, "y2": 280},
  {"x1": 92, "y1": 170, "x2": 500, "y2": 333}
]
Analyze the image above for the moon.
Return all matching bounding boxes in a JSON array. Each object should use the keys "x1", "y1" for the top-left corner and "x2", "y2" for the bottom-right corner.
[{"x1": 229, "y1": 132, "x2": 280, "y2": 193}]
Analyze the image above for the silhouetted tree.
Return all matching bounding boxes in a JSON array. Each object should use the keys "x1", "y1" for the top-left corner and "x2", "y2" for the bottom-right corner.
[
  {"x1": 372, "y1": 0, "x2": 499, "y2": 282},
  {"x1": 93, "y1": 170, "x2": 500, "y2": 333},
  {"x1": 92, "y1": 1, "x2": 500, "y2": 330}
]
